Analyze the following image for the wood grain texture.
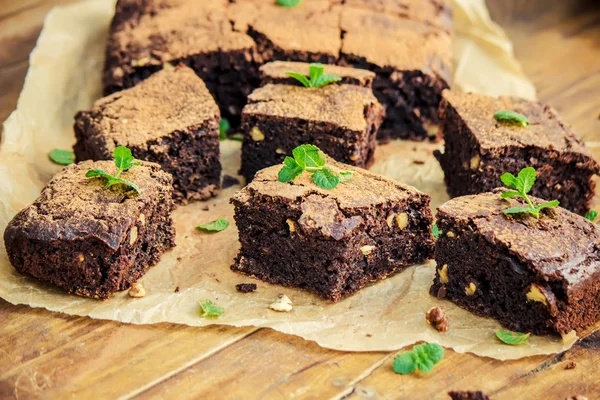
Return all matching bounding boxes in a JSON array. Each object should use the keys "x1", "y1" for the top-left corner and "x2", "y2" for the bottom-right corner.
[{"x1": 1, "y1": 1, "x2": 600, "y2": 399}]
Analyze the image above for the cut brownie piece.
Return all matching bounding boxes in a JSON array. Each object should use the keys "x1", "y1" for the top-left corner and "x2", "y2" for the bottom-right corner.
[
  {"x1": 3, "y1": 160, "x2": 175, "y2": 299},
  {"x1": 231, "y1": 157, "x2": 435, "y2": 302},
  {"x1": 239, "y1": 83, "x2": 384, "y2": 182},
  {"x1": 434, "y1": 91, "x2": 600, "y2": 215},
  {"x1": 431, "y1": 189, "x2": 600, "y2": 335},
  {"x1": 103, "y1": 0, "x2": 257, "y2": 124},
  {"x1": 340, "y1": 7, "x2": 452, "y2": 141},
  {"x1": 75, "y1": 66, "x2": 221, "y2": 204},
  {"x1": 259, "y1": 61, "x2": 375, "y2": 88}
]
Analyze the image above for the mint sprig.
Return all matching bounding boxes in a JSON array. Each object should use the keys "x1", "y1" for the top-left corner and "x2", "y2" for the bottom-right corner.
[
  {"x1": 495, "y1": 329, "x2": 530, "y2": 345},
  {"x1": 196, "y1": 218, "x2": 229, "y2": 232},
  {"x1": 199, "y1": 299, "x2": 224, "y2": 318},
  {"x1": 286, "y1": 63, "x2": 341, "y2": 89},
  {"x1": 500, "y1": 167, "x2": 559, "y2": 218},
  {"x1": 49, "y1": 149, "x2": 75, "y2": 165},
  {"x1": 277, "y1": 0, "x2": 302, "y2": 7},
  {"x1": 86, "y1": 146, "x2": 141, "y2": 193},
  {"x1": 584, "y1": 210, "x2": 598, "y2": 222},
  {"x1": 432, "y1": 224, "x2": 441, "y2": 239},
  {"x1": 392, "y1": 343, "x2": 444, "y2": 375},
  {"x1": 277, "y1": 144, "x2": 352, "y2": 190},
  {"x1": 219, "y1": 119, "x2": 231, "y2": 141},
  {"x1": 494, "y1": 110, "x2": 529, "y2": 126}
]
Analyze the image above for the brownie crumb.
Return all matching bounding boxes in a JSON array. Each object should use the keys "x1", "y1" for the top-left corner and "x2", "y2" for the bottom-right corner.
[
  {"x1": 565, "y1": 361, "x2": 577, "y2": 370},
  {"x1": 366, "y1": 333, "x2": 372, "y2": 338},
  {"x1": 236, "y1": 283, "x2": 257, "y2": 293},
  {"x1": 426, "y1": 307, "x2": 449, "y2": 332},
  {"x1": 413, "y1": 160, "x2": 425, "y2": 165},
  {"x1": 223, "y1": 175, "x2": 241, "y2": 189},
  {"x1": 448, "y1": 391, "x2": 490, "y2": 400},
  {"x1": 565, "y1": 396, "x2": 588, "y2": 400},
  {"x1": 174, "y1": 286, "x2": 180, "y2": 293}
]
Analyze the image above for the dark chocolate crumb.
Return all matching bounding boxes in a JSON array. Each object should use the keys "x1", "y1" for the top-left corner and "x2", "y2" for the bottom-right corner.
[
  {"x1": 174, "y1": 286, "x2": 180, "y2": 293},
  {"x1": 448, "y1": 390, "x2": 490, "y2": 400},
  {"x1": 222, "y1": 174, "x2": 241, "y2": 189},
  {"x1": 202, "y1": 206, "x2": 209, "y2": 211},
  {"x1": 565, "y1": 361, "x2": 577, "y2": 370},
  {"x1": 236, "y1": 283, "x2": 257, "y2": 293}
]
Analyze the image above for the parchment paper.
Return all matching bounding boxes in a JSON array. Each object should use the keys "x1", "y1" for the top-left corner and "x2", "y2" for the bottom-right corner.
[{"x1": 0, "y1": 0, "x2": 578, "y2": 359}]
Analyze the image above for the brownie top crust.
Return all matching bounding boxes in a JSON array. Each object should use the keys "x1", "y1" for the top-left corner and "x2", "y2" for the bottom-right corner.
[
  {"x1": 442, "y1": 91, "x2": 595, "y2": 157},
  {"x1": 340, "y1": 7, "x2": 452, "y2": 79},
  {"x1": 244, "y1": 83, "x2": 382, "y2": 131},
  {"x1": 437, "y1": 189, "x2": 600, "y2": 287},
  {"x1": 80, "y1": 66, "x2": 219, "y2": 148},
  {"x1": 234, "y1": 157, "x2": 426, "y2": 210},
  {"x1": 4, "y1": 160, "x2": 172, "y2": 251},
  {"x1": 259, "y1": 61, "x2": 375, "y2": 86}
]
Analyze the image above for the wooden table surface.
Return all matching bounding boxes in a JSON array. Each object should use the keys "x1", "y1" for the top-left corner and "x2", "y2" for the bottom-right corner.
[{"x1": 1, "y1": 1, "x2": 600, "y2": 399}]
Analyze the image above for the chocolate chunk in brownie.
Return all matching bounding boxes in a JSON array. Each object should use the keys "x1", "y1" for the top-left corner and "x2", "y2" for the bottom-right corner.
[
  {"x1": 236, "y1": 283, "x2": 257, "y2": 293},
  {"x1": 3, "y1": 160, "x2": 175, "y2": 299},
  {"x1": 259, "y1": 61, "x2": 375, "y2": 88},
  {"x1": 75, "y1": 66, "x2": 221, "y2": 204},
  {"x1": 239, "y1": 83, "x2": 384, "y2": 182},
  {"x1": 340, "y1": 7, "x2": 451, "y2": 141},
  {"x1": 231, "y1": 157, "x2": 435, "y2": 302},
  {"x1": 434, "y1": 91, "x2": 599, "y2": 215},
  {"x1": 430, "y1": 189, "x2": 600, "y2": 335},
  {"x1": 103, "y1": 0, "x2": 257, "y2": 125},
  {"x1": 448, "y1": 391, "x2": 490, "y2": 400}
]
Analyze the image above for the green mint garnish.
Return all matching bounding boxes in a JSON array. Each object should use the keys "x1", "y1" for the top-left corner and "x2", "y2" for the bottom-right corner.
[
  {"x1": 196, "y1": 217, "x2": 229, "y2": 232},
  {"x1": 199, "y1": 299, "x2": 224, "y2": 318},
  {"x1": 86, "y1": 146, "x2": 141, "y2": 193},
  {"x1": 49, "y1": 149, "x2": 75, "y2": 165},
  {"x1": 219, "y1": 119, "x2": 231, "y2": 141},
  {"x1": 500, "y1": 167, "x2": 559, "y2": 218},
  {"x1": 494, "y1": 110, "x2": 529, "y2": 127},
  {"x1": 495, "y1": 329, "x2": 530, "y2": 345},
  {"x1": 432, "y1": 224, "x2": 441, "y2": 239},
  {"x1": 230, "y1": 133, "x2": 244, "y2": 142},
  {"x1": 276, "y1": 0, "x2": 303, "y2": 8},
  {"x1": 286, "y1": 63, "x2": 341, "y2": 89},
  {"x1": 277, "y1": 144, "x2": 352, "y2": 190},
  {"x1": 584, "y1": 210, "x2": 598, "y2": 222},
  {"x1": 392, "y1": 343, "x2": 444, "y2": 375}
]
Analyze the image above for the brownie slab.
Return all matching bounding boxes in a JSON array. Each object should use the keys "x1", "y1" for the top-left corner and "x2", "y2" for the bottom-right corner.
[
  {"x1": 231, "y1": 158, "x2": 435, "y2": 302},
  {"x1": 431, "y1": 190, "x2": 600, "y2": 335},
  {"x1": 259, "y1": 61, "x2": 375, "y2": 88},
  {"x1": 239, "y1": 83, "x2": 384, "y2": 182},
  {"x1": 434, "y1": 91, "x2": 599, "y2": 215},
  {"x1": 75, "y1": 66, "x2": 221, "y2": 204},
  {"x1": 3, "y1": 160, "x2": 175, "y2": 299}
]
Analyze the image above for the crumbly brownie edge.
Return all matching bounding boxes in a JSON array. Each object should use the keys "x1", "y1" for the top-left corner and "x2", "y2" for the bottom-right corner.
[{"x1": 435, "y1": 100, "x2": 599, "y2": 215}]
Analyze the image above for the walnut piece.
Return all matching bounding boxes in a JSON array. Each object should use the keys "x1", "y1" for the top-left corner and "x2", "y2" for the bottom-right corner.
[
  {"x1": 439, "y1": 264, "x2": 449, "y2": 284},
  {"x1": 250, "y1": 127, "x2": 265, "y2": 141},
  {"x1": 426, "y1": 307, "x2": 448, "y2": 332},
  {"x1": 269, "y1": 294, "x2": 293, "y2": 312},
  {"x1": 360, "y1": 245, "x2": 376, "y2": 255},
  {"x1": 465, "y1": 282, "x2": 477, "y2": 296},
  {"x1": 526, "y1": 284, "x2": 548, "y2": 305},
  {"x1": 128, "y1": 283, "x2": 146, "y2": 298}
]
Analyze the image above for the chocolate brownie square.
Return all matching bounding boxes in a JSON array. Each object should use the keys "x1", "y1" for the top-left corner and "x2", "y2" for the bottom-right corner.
[
  {"x1": 231, "y1": 157, "x2": 435, "y2": 302},
  {"x1": 239, "y1": 83, "x2": 384, "y2": 182},
  {"x1": 103, "y1": 0, "x2": 257, "y2": 124},
  {"x1": 431, "y1": 189, "x2": 600, "y2": 335},
  {"x1": 434, "y1": 91, "x2": 599, "y2": 215},
  {"x1": 75, "y1": 66, "x2": 221, "y2": 204},
  {"x1": 3, "y1": 160, "x2": 175, "y2": 299},
  {"x1": 340, "y1": 7, "x2": 452, "y2": 141},
  {"x1": 259, "y1": 61, "x2": 375, "y2": 88}
]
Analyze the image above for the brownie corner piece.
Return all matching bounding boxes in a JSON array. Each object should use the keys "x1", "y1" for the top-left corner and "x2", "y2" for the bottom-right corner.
[
  {"x1": 3, "y1": 160, "x2": 175, "y2": 299},
  {"x1": 435, "y1": 90, "x2": 599, "y2": 215},
  {"x1": 431, "y1": 190, "x2": 600, "y2": 335},
  {"x1": 75, "y1": 65, "x2": 222, "y2": 205},
  {"x1": 259, "y1": 61, "x2": 376, "y2": 88},
  {"x1": 231, "y1": 158, "x2": 434, "y2": 301},
  {"x1": 239, "y1": 83, "x2": 384, "y2": 182}
]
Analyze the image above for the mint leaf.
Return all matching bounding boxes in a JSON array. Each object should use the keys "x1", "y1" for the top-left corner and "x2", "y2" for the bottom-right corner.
[
  {"x1": 496, "y1": 329, "x2": 530, "y2": 345},
  {"x1": 314, "y1": 73, "x2": 342, "y2": 88},
  {"x1": 494, "y1": 110, "x2": 529, "y2": 127},
  {"x1": 516, "y1": 167, "x2": 536, "y2": 194},
  {"x1": 393, "y1": 343, "x2": 444, "y2": 375},
  {"x1": 113, "y1": 146, "x2": 139, "y2": 172},
  {"x1": 432, "y1": 224, "x2": 441, "y2": 239},
  {"x1": 500, "y1": 172, "x2": 518, "y2": 188},
  {"x1": 86, "y1": 169, "x2": 140, "y2": 193},
  {"x1": 230, "y1": 133, "x2": 244, "y2": 142},
  {"x1": 309, "y1": 63, "x2": 324, "y2": 84},
  {"x1": 500, "y1": 190, "x2": 521, "y2": 199},
  {"x1": 392, "y1": 352, "x2": 417, "y2": 374},
  {"x1": 293, "y1": 144, "x2": 326, "y2": 170},
  {"x1": 503, "y1": 206, "x2": 539, "y2": 218},
  {"x1": 276, "y1": 0, "x2": 302, "y2": 7},
  {"x1": 338, "y1": 170, "x2": 353, "y2": 183},
  {"x1": 312, "y1": 167, "x2": 339, "y2": 189},
  {"x1": 219, "y1": 119, "x2": 231, "y2": 141},
  {"x1": 86, "y1": 169, "x2": 114, "y2": 180},
  {"x1": 286, "y1": 72, "x2": 312, "y2": 88},
  {"x1": 49, "y1": 149, "x2": 75, "y2": 165},
  {"x1": 535, "y1": 200, "x2": 559, "y2": 211},
  {"x1": 196, "y1": 218, "x2": 229, "y2": 232},
  {"x1": 199, "y1": 299, "x2": 224, "y2": 318},
  {"x1": 278, "y1": 157, "x2": 304, "y2": 182},
  {"x1": 584, "y1": 210, "x2": 598, "y2": 222}
]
